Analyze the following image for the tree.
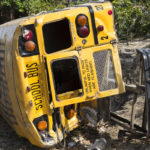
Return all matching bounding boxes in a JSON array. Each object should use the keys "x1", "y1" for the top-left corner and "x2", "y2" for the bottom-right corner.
[
  {"x1": 0, "y1": 0, "x2": 90, "y2": 24},
  {"x1": 24, "y1": 0, "x2": 66, "y2": 15},
  {"x1": 0, "y1": 0, "x2": 27, "y2": 20},
  {"x1": 113, "y1": 0, "x2": 150, "y2": 37},
  {"x1": 1, "y1": 0, "x2": 149, "y2": 38}
]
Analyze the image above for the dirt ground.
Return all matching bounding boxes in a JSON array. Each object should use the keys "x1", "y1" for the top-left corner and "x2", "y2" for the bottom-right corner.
[{"x1": 1, "y1": 38, "x2": 150, "y2": 150}]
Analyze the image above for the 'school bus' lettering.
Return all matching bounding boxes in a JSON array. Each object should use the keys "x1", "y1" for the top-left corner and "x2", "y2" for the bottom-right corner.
[{"x1": 26, "y1": 63, "x2": 43, "y2": 111}]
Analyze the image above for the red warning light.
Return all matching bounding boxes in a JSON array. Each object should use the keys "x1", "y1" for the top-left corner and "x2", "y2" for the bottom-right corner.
[
  {"x1": 108, "y1": 10, "x2": 113, "y2": 15},
  {"x1": 79, "y1": 26, "x2": 89, "y2": 37},
  {"x1": 23, "y1": 29, "x2": 33, "y2": 40},
  {"x1": 97, "y1": 25, "x2": 104, "y2": 32}
]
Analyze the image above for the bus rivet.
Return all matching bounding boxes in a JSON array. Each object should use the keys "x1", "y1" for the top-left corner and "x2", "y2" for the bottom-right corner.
[
  {"x1": 24, "y1": 72, "x2": 28, "y2": 78},
  {"x1": 29, "y1": 100, "x2": 33, "y2": 106},
  {"x1": 27, "y1": 86, "x2": 31, "y2": 92},
  {"x1": 82, "y1": 39, "x2": 87, "y2": 45}
]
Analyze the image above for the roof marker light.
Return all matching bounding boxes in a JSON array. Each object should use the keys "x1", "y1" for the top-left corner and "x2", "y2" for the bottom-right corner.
[
  {"x1": 97, "y1": 25, "x2": 104, "y2": 32},
  {"x1": 108, "y1": 10, "x2": 113, "y2": 15}
]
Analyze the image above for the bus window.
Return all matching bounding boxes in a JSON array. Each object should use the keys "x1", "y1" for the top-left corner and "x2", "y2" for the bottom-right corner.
[
  {"x1": 43, "y1": 18, "x2": 72, "y2": 54},
  {"x1": 51, "y1": 57, "x2": 83, "y2": 100}
]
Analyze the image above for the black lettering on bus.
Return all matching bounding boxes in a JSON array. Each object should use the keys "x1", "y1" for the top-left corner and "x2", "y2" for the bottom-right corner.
[
  {"x1": 27, "y1": 65, "x2": 39, "y2": 78},
  {"x1": 31, "y1": 85, "x2": 40, "y2": 90},
  {"x1": 32, "y1": 90, "x2": 41, "y2": 95},
  {"x1": 95, "y1": 5, "x2": 104, "y2": 11},
  {"x1": 33, "y1": 95, "x2": 41, "y2": 101},
  {"x1": 101, "y1": 36, "x2": 108, "y2": 40},
  {"x1": 26, "y1": 63, "x2": 38, "y2": 68},
  {"x1": 28, "y1": 72, "x2": 38, "y2": 78},
  {"x1": 87, "y1": 73, "x2": 90, "y2": 81},
  {"x1": 30, "y1": 80, "x2": 40, "y2": 86},
  {"x1": 35, "y1": 100, "x2": 42, "y2": 105},
  {"x1": 36, "y1": 105, "x2": 43, "y2": 110},
  {"x1": 27, "y1": 67, "x2": 38, "y2": 72}
]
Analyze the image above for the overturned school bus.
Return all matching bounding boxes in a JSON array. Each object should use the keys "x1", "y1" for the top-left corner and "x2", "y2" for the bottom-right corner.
[{"x1": 0, "y1": 1, "x2": 125, "y2": 147}]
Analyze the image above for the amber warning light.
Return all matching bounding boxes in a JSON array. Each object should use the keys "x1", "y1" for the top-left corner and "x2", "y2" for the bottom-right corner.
[
  {"x1": 37, "y1": 121, "x2": 47, "y2": 131},
  {"x1": 77, "y1": 15, "x2": 87, "y2": 26},
  {"x1": 25, "y1": 41, "x2": 35, "y2": 52},
  {"x1": 76, "y1": 14, "x2": 90, "y2": 38}
]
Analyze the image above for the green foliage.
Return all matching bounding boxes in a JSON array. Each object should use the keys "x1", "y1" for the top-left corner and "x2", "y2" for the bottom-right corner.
[
  {"x1": 113, "y1": 0, "x2": 150, "y2": 37},
  {"x1": 0, "y1": 0, "x2": 150, "y2": 38},
  {"x1": 0, "y1": 0, "x2": 25, "y2": 13},
  {"x1": 24, "y1": 0, "x2": 66, "y2": 15},
  {"x1": 24, "y1": 0, "x2": 90, "y2": 15},
  {"x1": 0, "y1": 0, "x2": 70, "y2": 23}
]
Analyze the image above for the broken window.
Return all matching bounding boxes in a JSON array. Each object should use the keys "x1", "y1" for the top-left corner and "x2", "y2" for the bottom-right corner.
[
  {"x1": 51, "y1": 57, "x2": 83, "y2": 100},
  {"x1": 43, "y1": 19, "x2": 72, "y2": 54}
]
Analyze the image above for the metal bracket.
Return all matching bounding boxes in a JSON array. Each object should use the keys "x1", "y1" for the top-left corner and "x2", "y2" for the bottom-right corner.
[{"x1": 110, "y1": 49, "x2": 150, "y2": 137}]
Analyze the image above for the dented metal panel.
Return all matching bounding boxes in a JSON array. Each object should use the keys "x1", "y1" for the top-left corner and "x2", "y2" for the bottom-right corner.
[{"x1": 0, "y1": 25, "x2": 19, "y2": 125}]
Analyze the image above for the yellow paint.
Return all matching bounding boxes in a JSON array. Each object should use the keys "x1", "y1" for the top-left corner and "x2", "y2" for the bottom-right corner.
[{"x1": 0, "y1": 1, "x2": 125, "y2": 148}]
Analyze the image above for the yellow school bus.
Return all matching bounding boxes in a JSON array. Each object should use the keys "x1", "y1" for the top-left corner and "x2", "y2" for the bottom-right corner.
[{"x1": 0, "y1": 1, "x2": 125, "y2": 147}]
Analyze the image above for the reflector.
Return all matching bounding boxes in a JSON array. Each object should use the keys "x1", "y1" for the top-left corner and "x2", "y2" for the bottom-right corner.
[
  {"x1": 37, "y1": 121, "x2": 47, "y2": 131},
  {"x1": 23, "y1": 29, "x2": 33, "y2": 40},
  {"x1": 97, "y1": 25, "x2": 104, "y2": 32},
  {"x1": 25, "y1": 41, "x2": 35, "y2": 52},
  {"x1": 79, "y1": 26, "x2": 89, "y2": 37}
]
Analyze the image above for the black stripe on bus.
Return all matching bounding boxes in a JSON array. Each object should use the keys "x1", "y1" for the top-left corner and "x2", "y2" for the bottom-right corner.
[{"x1": 87, "y1": 6, "x2": 98, "y2": 45}]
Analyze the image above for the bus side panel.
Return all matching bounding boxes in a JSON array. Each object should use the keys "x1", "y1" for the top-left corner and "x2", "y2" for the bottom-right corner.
[{"x1": 0, "y1": 25, "x2": 27, "y2": 136}]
